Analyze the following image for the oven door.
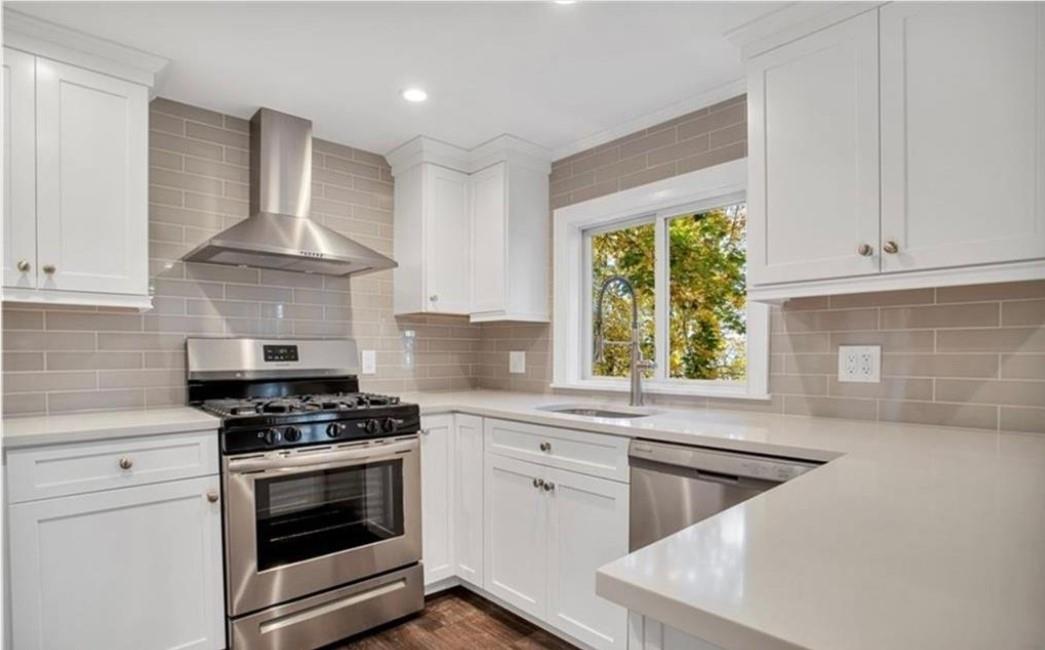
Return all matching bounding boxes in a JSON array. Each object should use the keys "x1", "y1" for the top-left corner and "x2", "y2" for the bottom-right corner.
[{"x1": 224, "y1": 436, "x2": 421, "y2": 617}]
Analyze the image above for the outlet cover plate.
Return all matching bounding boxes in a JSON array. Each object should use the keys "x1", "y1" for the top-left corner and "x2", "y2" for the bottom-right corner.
[
  {"x1": 838, "y1": 345, "x2": 880, "y2": 383},
  {"x1": 509, "y1": 351, "x2": 526, "y2": 374},
  {"x1": 361, "y1": 350, "x2": 377, "y2": 375}
]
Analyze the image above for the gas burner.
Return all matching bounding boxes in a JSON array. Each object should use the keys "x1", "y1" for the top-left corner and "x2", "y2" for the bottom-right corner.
[{"x1": 201, "y1": 392, "x2": 403, "y2": 419}]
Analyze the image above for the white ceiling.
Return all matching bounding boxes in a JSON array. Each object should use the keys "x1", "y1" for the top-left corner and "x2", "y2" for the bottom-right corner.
[{"x1": 8, "y1": 1, "x2": 780, "y2": 157}]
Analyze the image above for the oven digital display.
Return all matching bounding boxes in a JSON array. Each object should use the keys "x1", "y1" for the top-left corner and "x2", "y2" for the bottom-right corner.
[{"x1": 263, "y1": 345, "x2": 299, "y2": 362}]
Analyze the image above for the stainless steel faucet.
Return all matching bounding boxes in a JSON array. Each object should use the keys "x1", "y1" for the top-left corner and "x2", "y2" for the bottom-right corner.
[{"x1": 594, "y1": 275, "x2": 656, "y2": 406}]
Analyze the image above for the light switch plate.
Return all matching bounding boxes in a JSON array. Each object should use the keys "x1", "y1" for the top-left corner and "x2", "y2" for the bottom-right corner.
[
  {"x1": 509, "y1": 351, "x2": 526, "y2": 374},
  {"x1": 838, "y1": 345, "x2": 880, "y2": 383},
  {"x1": 361, "y1": 350, "x2": 377, "y2": 375}
]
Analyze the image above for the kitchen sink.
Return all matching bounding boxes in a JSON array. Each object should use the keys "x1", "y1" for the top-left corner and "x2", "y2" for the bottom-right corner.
[{"x1": 537, "y1": 404, "x2": 656, "y2": 419}]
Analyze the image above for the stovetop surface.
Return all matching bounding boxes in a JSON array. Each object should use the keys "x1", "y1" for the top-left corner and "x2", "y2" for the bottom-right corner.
[{"x1": 201, "y1": 391, "x2": 401, "y2": 418}]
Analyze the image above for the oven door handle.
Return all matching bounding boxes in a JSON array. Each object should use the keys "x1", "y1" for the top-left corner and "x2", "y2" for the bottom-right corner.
[{"x1": 227, "y1": 438, "x2": 418, "y2": 475}]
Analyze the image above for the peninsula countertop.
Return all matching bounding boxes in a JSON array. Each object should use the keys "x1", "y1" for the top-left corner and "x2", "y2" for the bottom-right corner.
[{"x1": 403, "y1": 390, "x2": 1045, "y2": 650}]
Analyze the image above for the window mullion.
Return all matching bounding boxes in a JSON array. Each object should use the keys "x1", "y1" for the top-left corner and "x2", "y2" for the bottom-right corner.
[{"x1": 653, "y1": 215, "x2": 668, "y2": 381}]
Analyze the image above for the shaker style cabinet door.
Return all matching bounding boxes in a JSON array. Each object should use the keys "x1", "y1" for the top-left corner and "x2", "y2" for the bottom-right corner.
[
  {"x1": 545, "y1": 467, "x2": 630, "y2": 650},
  {"x1": 423, "y1": 164, "x2": 472, "y2": 314},
  {"x1": 747, "y1": 10, "x2": 880, "y2": 285},
  {"x1": 453, "y1": 413, "x2": 485, "y2": 586},
  {"x1": 483, "y1": 454, "x2": 548, "y2": 619},
  {"x1": 879, "y1": 2, "x2": 1045, "y2": 272},
  {"x1": 34, "y1": 56, "x2": 148, "y2": 296},
  {"x1": 3, "y1": 47, "x2": 37, "y2": 289},
  {"x1": 420, "y1": 414, "x2": 455, "y2": 585},
  {"x1": 470, "y1": 162, "x2": 508, "y2": 314},
  {"x1": 8, "y1": 477, "x2": 224, "y2": 650}
]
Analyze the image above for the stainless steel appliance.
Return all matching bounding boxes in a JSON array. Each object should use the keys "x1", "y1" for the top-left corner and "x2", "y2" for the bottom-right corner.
[
  {"x1": 628, "y1": 439, "x2": 820, "y2": 551},
  {"x1": 182, "y1": 108, "x2": 397, "y2": 276},
  {"x1": 187, "y1": 337, "x2": 423, "y2": 650}
]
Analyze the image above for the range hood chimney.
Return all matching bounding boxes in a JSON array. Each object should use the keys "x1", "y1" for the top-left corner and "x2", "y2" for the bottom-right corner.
[{"x1": 182, "y1": 108, "x2": 397, "y2": 276}]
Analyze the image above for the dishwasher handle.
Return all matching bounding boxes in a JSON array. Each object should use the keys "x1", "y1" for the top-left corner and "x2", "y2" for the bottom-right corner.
[{"x1": 629, "y1": 438, "x2": 819, "y2": 483}]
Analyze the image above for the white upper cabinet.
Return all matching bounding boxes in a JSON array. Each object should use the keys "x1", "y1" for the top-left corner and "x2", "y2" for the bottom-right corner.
[
  {"x1": 389, "y1": 135, "x2": 550, "y2": 321},
  {"x1": 739, "y1": 4, "x2": 1045, "y2": 301},
  {"x1": 747, "y1": 10, "x2": 879, "y2": 286},
  {"x1": 35, "y1": 57, "x2": 149, "y2": 297},
  {"x1": 879, "y1": 2, "x2": 1045, "y2": 272},
  {"x1": 3, "y1": 47, "x2": 36, "y2": 290},
  {"x1": 2, "y1": 14, "x2": 164, "y2": 309}
]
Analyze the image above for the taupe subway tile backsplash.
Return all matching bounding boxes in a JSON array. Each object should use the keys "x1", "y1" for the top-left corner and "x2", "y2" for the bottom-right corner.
[
  {"x1": 1, "y1": 98, "x2": 480, "y2": 416},
  {"x1": 477, "y1": 93, "x2": 1045, "y2": 434}
]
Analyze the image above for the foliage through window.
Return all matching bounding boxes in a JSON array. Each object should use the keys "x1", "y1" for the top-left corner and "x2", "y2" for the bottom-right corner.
[{"x1": 589, "y1": 202, "x2": 747, "y2": 382}]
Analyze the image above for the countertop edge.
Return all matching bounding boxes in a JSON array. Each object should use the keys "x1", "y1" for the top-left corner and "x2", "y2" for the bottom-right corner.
[{"x1": 2, "y1": 408, "x2": 220, "y2": 450}]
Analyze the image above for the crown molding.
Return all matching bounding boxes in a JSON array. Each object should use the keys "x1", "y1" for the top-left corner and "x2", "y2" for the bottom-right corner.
[
  {"x1": 724, "y1": 2, "x2": 883, "y2": 59},
  {"x1": 386, "y1": 133, "x2": 551, "y2": 177},
  {"x1": 3, "y1": 9, "x2": 169, "y2": 88},
  {"x1": 550, "y1": 78, "x2": 747, "y2": 161}
]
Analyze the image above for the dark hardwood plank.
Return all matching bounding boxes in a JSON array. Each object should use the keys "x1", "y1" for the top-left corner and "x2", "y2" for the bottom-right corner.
[{"x1": 332, "y1": 587, "x2": 579, "y2": 650}]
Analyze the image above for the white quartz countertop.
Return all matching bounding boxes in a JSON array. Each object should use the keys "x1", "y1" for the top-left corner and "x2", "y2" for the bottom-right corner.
[
  {"x1": 2, "y1": 407, "x2": 220, "y2": 449},
  {"x1": 403, "y1": 390, "x2": 1045, "y2": 650}
]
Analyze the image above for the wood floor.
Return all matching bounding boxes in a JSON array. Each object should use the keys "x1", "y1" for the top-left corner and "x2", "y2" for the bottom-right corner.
[{"x1": 333, "y1": 587, "x2": 579, "y2": 649}]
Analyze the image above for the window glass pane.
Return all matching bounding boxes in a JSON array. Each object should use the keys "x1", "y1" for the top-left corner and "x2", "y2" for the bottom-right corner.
[
  {"x1": 590, "y1": 221, "x2": 655, "y2": 378},
  {"x1": 255, "y1": 459, "x2": 404, "y2": 571},
  {"x1": 668, "y1": 203, "x2": 747, "y2": 380}
]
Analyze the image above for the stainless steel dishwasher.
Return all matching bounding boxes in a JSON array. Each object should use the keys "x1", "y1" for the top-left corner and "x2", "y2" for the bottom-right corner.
[{"x1": 629, "y1": 438, "x2": 821, "y2": 551}]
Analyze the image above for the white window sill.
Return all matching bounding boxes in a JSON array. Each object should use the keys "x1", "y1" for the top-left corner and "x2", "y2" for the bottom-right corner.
[{"x1": 549, "y1": 379, "x2": 772, "y2": 401}]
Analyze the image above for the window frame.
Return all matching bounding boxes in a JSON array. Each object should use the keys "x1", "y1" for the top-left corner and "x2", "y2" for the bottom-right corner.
[{"x1": 553, "y1": 159, "x2": 769, "y2": 400}]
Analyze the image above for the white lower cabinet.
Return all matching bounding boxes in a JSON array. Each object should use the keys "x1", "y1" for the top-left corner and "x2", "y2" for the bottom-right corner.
[
  {"x1": 8, "y1": 475, "x2": 224, "y2": 650},
  {"x1": 420, "y1": 414, "x2": 455, "y2": 585},
  {"x1": 483, "y1": 419, "x2": 630, "y2": 650},
  {"x1": 452, "y1": 414, "x2": 485, "y2": 586}
]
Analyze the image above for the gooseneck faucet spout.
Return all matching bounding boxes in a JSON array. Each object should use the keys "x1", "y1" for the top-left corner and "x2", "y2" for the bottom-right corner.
[{"x1": 594, "y1": 275, "x2": 656, "y2": 407}]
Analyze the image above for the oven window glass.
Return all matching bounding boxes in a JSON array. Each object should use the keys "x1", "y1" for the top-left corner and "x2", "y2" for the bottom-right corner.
[{"x1": 255, "y1": 459, "x2": 404, "y2": 571}]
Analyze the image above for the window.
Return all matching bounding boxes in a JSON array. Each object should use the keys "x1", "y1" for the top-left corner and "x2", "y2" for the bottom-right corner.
[{"x1": 554, "y1": 159, "x2": 768, "y2": 399}]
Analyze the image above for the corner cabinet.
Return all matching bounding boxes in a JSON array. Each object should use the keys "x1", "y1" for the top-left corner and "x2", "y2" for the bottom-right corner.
[
  {"x1": 2, "y1": 27, "x2": 159, "y2": 309},
  {"x1": 389, "y1": 136, "x2": 551, "y2": 322},
  {"x1": 6, "y1": 430, "x2": 224, "y2": 650},
  {"x1": 744, "y1": 3, "x2": 1045, "y2": 301}
]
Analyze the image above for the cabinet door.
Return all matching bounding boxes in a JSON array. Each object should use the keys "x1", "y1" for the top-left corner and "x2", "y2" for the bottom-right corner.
[
  {"x1": 453, "y1": 413, "x2": 484, "y2": 586},
  {"x1": 9, "y1": 476, "x2": 224, "y2": 650},
  {"x1": 470, "y1": 162, "x2": 507, "y2": 314},
  {"x1": 35, "y1": 57, "x2": 148, "y2": 295},
  {"x1": 546, "y1": 467, "x2": 629, "y2": 650},
  {"x1": 483, "y1": 454, "x2": 547, "y2": 619},
  {"x1": 424, "y1": 164, "x2": 471, "y2": 314},
  {"x1": 3, "y1": 47, "x2": 37, "y2": 289},
  {"x1": 880, "y1": 3, "x2": 1045, "y2": 271},
  {"x1": 747, "y1": 10, "x2": 880, "y2": 285},
  {"x1": 421, "y1": 414, "x2": 455, "y2": 585}
]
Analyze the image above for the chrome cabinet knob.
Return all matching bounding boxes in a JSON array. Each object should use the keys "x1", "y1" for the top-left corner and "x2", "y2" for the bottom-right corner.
[
  {"x1": 118, "y1": 457, "x2": 133, "y2": 470},
  {"x1": 532, "y1": 477, "x2": 544, "y2": 489},
  {"x1": 539, "y1": 441, "x2": 551, "y2": 452},
  {"x1": 882, "y1": 240, "x2": 899, "y2": 254},
  {"x1": 42, "y1": 264, "x2": 56, "y2": 274},
  {"x1": 429, "y1": 294, "x2": 439, "y2": 302},
  {"x1": 857, "y1": 243, "x2": 873, "y2": 257},
  {"x1": 542, "y1": 481, "x2": 555, "y2": 492},
  {"x1": 16, "y1": 260, "x2": 30, "y2": 272},
  {"x1": 420, "y1": 428, "x2": 430, "y2": 435},
  {"x1": 206, "y1": 490, "x2": 220, "y2": 503}
]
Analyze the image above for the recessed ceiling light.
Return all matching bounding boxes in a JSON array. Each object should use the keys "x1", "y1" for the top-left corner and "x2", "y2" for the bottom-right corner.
[
  {"x1": 402, "y1": 88, "x2": 428, "y2": 103},
  {"x1": 553, "y1": 0, "x2": 577, "y2": 4}
]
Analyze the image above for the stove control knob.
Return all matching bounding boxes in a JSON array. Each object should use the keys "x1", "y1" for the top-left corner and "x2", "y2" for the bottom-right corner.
[
  {"x1": 382, "y1": 417, "x2": 404, "y2": 433},
  {"x1": 326, "y1": 422, "x2": 344, "y2": 438},
  {"x1": 263, "y1": 429, "x2": 282, "y2": 446},
  {"x1": 283, "y1": 426, "x2": 302, "y2": 443},
  {"x1": 365, "y1": 419, "x2": 381, "y2": 435}
]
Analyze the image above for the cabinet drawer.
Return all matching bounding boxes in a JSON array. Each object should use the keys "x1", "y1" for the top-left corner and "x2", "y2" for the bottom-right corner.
[
  {"x1": 484, "y1": 418, "x2": 629, "y2": 482},
  {"x1": 6, "y1": 430, "x2": 218, "y2": 503}
]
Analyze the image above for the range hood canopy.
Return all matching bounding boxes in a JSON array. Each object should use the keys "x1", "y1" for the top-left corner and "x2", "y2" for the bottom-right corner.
[{"x1": 183, "y1": 108, "x2": 396, "y2": 276}]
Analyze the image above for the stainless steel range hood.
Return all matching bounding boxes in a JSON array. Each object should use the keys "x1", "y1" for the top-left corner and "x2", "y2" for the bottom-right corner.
[{"x1": 182, "y1": 108, "x2": 396, "y2": 276}]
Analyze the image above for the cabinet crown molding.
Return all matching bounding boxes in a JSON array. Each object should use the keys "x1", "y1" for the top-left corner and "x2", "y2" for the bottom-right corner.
[
  {"x1": 3, "y1": 9, "x2": 169, "y2": 88},
  {"x1": 387, "y1": 134, "x2": 551, "y2": 177},
  {"x1": 725, "y1": 1, "x2": 883, "y2": 59}
]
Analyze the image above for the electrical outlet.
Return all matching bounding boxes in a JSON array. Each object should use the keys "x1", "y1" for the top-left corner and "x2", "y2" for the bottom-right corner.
[
  {"x1": 509, "y1": 351, "x2": 526, "y2": 374},
  {"x1": 838, "y1": 345, "x2": 880, "y2": 383},
  {"x1": 361, "y1": 350, "x2": 377, "y2": 375}
]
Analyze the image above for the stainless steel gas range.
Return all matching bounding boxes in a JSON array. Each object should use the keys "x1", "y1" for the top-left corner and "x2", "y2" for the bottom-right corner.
[{"x1": 187, "y1": 337, "x2": 424, "y2": 650}]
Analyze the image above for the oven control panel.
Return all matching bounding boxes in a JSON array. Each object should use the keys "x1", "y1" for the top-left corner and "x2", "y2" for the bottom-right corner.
[{"x1": 263, "y1": 344, "x2": 299, "y2": 362}]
